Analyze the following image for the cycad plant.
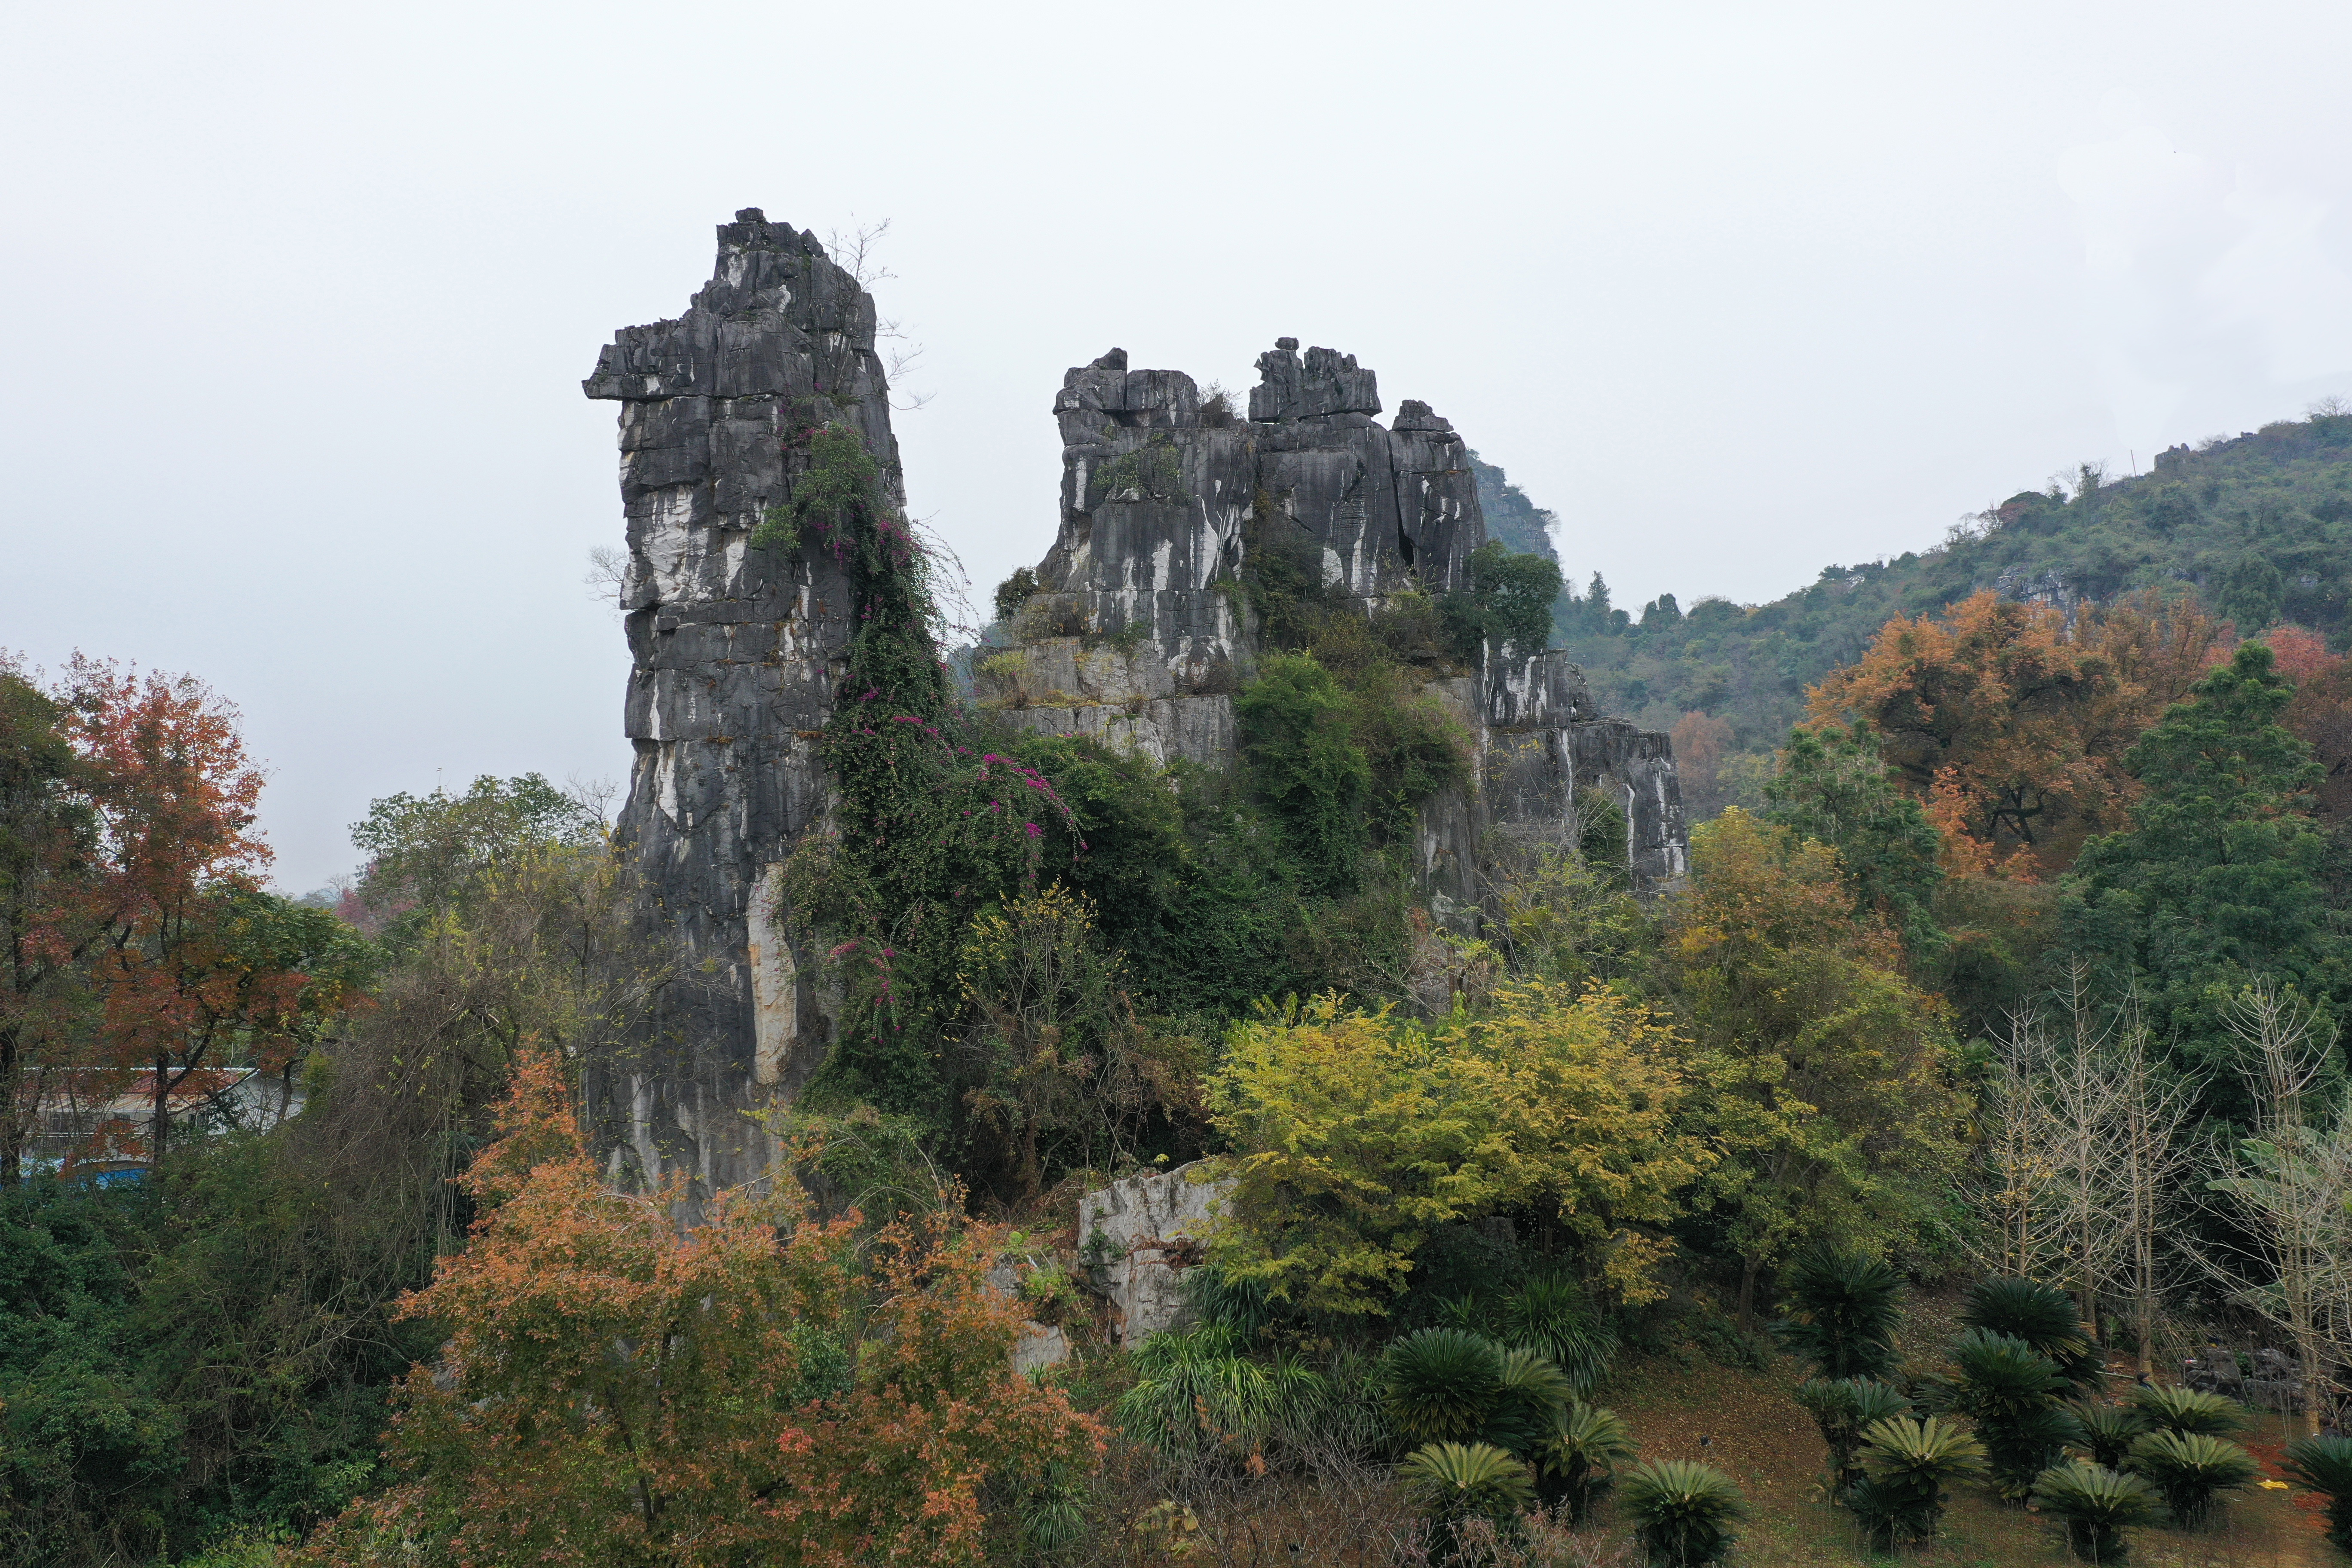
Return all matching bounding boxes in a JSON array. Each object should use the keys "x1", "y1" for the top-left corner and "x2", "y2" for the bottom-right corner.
[
  {"x1": 1776, "y1": 1248, "x2": 1905, "y2": 1380},
  {"x1": 2123, "y1": 1429, "x2": 2259, "y2": 1528},
  {"x1": 1950, "y1": 1328, "x2": 2082, "y2": 1499},
  {"x1": 1850, "y1": 1415, "x2": 1987, "y2": 1550},
  {"x1": 1400, "y1": 1441, "x2": 1536, "y2": 1535},
  {"x1": 1482, "y1": 1348, "x2": 1577, "y2": 1459},
  {"x1": 1538, "y1": 1399, "x2": 1638, "y2": 1521},
  {"x1": 1382, "y1": 1329, "x2": 1508, "y2": 1446},
  {"x1": 2126, "y1": 1384, "x2": 2248, "y2": 1439},
  {"x1": 1620, "y1": 1459, "x2": 1746, "y2": 1568},
  {"x1": 1962, "y1": 1277, "x2": 2104, "y2": 1391},
  {"x1": 1793, "y1": 1378, "x2": 1910, "y2": 1493},
  {"x1": 2281, "y1": 1432, "x2": 2352, "y2": 1553},
  {"x1": 2031, "y1": 1461, "x2": 2162, "y2": 1564},
  {"x1": 2070, "y1": 1401, "x2": 2150, "y2": 1469},
  {"x1": 1502, "y1": 1272, "x2": 1618, "y2": 1396},
  {"x1": 1114, "y1": 1325, "x2": 1326, "y2": 1460}
]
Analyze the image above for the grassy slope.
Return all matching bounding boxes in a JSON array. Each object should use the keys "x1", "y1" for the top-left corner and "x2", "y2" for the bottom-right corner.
[
  {"x1": 1601, "y1": 1351, "x2": 2325, "y2": 1567},
  {"x1": 1539, "y1": 409, "x2": 2352, "y2": 760}
]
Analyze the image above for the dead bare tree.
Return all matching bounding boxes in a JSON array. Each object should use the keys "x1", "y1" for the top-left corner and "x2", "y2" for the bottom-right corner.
[
  {"x1": 824, "y1": 218, "x2": 932, "y2": 413},
  {"x1": 2110, "y1": 1008, "x2": 2203, "y2": 1378},
  {"x1": 2198, "y1": 980, "x2": 2347, "y2": 1434}
]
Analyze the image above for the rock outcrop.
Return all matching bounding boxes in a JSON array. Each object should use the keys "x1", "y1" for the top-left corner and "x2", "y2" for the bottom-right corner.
[
  {"x1": 1078, "y1": 1162, "x2": 1232, "y2": 1346},
  {"x1": 986, "y1": 341, "x2": 1688, "y2": 896},
  {"x1": 582, "y1": 219, "x2": 1689, "y2": 1194},
  {"x1": 582, "y1": 209, "x2": 900, "y2": 1190}
]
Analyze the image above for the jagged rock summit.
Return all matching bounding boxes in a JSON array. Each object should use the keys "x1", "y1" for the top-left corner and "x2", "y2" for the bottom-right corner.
[
  {"x1": 581, "y1": 213, "x2": 1688, "y2": 1193},
  {"x1": 986, "y1": 340, "x2": 1690, "y2": 902}
]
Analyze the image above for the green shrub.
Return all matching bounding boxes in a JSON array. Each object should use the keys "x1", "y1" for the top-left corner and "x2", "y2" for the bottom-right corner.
[
  {"x1": 1619, "y1": 1458, "x2": 1746, "y2": 1567},
  {"x1": 1235, "y1": 654, "x2": 1372, "y2": 895},
  {"x1": 2031, "y1": 1460, "x2": 2162, "y2": 1562},
  {"x1": 2126, "y1": 1384, "x2": 2247, "y2": 1438},
  {"x1": 2282, "y1": 1432, "x2": 2352, "y2": 1553},
  {"x1": 992, "y1": 566, "x2": 1038, "y2": 623},
  {"x1": 1112, "y1": 1325, "x2": 1324, "y2": 1460},
  {"x1": 2124, "y1": 1429, "x2": 2258, "y2": 1528},
  {"x1": 1501, "y1": 1273, "x2": 1617, "y2": 1397},
  {"x1": 1439, "y1": 541, "x2": 1565, "y2": 663},
  {"x1": 1380, "y1": 1328, "x2": 1506, "y2": 1446},
  {"x1": 1851, "y1": 1415, "x2": 1986, "y2": 1549},
  {"x1": 1537, "y1": 1400, "x2": 1637, "y2": 1522},
  {"x1": 1775, "y1": 1248, "x2": 1903, "y2": 1380}
]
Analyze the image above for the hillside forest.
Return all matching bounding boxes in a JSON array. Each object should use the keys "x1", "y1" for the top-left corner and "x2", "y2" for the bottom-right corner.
[{"x1": 7, "y1": 404, "x2": 2352, "y2": 1567}]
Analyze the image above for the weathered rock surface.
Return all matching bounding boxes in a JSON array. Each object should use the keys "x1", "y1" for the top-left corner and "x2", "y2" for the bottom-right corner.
[
  {"x1": 1078, "y1": 1162, "x2": 1232, "y2": 1347},
  {"x1": 581, "y1": 218, "x2": 1690, "y2": 1196},
  {"x1": 582, "y1": 209, "x2": 902, "y2": 1191},
  {"x1": 996, "y1": 340, "x2": 1688, "y2": 895}
]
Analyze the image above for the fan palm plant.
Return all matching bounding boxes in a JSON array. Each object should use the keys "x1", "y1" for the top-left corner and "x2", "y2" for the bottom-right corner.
[
  {"x1": 2126, "y1": 1384, "x2": 2247, "y2": 1438},
  {"x1": 2070, "y1": 1401, "x2": 2149, "y2": 1469},
  {"x1": 1400, "y1": 1441, "x2": 1536, "y2": 1530},
  {"x1": 1850, "y1": 1415, "x2": 1987, "y2": 1549},
  {"x1": 1962, "y1": 1277, "x2": 2104, "y2": 1391},
  {"x1": 1776, "y1": 1248, "x2": 1905, "y2": 1380},
  {"x1": 1502, "y1": 1272, "x2": 1618, "y2": 1396},
  {"x1": 2282, "y1": 1432, "x2": 2352, "y2": 1553},
  {"x1": 1538, "y1": 1399, "x2": 1638, "y2": 1521},
  {"x1": 2031, "y1": 1461, "x2": 2162, "y2": 1563},
  {"x1": 2124, "y1": 1429, "x2": 2259, "y2": 1528},
  {"x1": 1951, "y1": 1328, "x2": 2081, "y2": 1499},
  {"x1": 1482, "y1": 1347, "x2": 1577, "y2": 1459},
  {"x1": 1620, "y1": 1459, "x2": 1746, "y2": 1567},
  {"x1": 1381, "y1": 1328, "x2": 1507, "y2": 1446}
]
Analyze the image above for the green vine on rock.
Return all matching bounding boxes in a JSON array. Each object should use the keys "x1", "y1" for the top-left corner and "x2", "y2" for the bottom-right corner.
[
  {"x1": 778, "y1": 420, "x2": 1086, "y2": 1129},
  {"x1": 752, "y1": 419, "x2": 882, "y2": 557}
]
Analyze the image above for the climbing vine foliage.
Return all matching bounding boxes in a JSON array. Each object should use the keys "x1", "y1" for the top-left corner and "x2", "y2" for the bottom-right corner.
[{"x1": 776, "y1": 418, "x2": 1085, "y2": 1139}]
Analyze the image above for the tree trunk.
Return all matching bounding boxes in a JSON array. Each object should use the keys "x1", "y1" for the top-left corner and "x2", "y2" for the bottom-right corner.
[
  {"x1": 150, "y1": 1053, "x2": 170, "y2": 1170},
  {"x1": 0, "y1": 1024, "x2": 18, "y2": 1187},
  {"x1": 1737, "y1": 1256, "x2": 1759, "y2": 1334}
]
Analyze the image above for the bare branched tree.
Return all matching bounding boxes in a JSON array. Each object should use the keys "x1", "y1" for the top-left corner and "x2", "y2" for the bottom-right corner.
[
  {"x1": 2196, "y1": 980, "x2": 2348, "y2": 1434},
  {"x1": 824, "y1": 218, "x2": 932, "y2": 413}
]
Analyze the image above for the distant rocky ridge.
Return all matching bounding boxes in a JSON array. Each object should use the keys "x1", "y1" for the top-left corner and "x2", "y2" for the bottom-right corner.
[{"x1": 582, "y1": 214, "x2": 1688, "y2": 1192}]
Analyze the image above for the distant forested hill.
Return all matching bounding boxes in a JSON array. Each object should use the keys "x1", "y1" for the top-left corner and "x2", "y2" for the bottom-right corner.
[{"x1": 1531, "y1": 405, "x2": 2352, "y2": 797}]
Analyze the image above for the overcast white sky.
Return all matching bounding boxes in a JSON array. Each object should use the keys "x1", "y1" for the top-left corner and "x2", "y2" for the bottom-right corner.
[{"x1": 6, "y1": 1, "x2": 2351, "y2": 894}]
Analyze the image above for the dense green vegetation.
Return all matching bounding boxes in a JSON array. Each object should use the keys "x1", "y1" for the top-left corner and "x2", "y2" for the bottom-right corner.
[
  {"x1": 1547, "y1": 407, "x2": 2352, "y2": 799},
  {"x1": 15, "y1": 411, "x2": 2352, "y2": 1568}
]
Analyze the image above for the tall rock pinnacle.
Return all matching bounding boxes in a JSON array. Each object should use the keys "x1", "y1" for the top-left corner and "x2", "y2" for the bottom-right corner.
[{"x1": 582, "y1": 209, "x2": 897, "y2": 1190}]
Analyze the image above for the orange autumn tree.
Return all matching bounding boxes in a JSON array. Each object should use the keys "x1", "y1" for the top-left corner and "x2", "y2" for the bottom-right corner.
[
  {"x1": 2268, "y1": 625, "x2": 2352, "y2": 822},
  {"x1": 304, "y1": 1046, "x2": 1100, "y2": 1568},
  {"x1": 1807, "y1": 591, "x2": 2220, "y2": 875}
]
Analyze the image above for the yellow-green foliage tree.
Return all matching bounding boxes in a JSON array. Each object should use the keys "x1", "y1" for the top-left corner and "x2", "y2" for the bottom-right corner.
[
  {"x1": 1204, "y1": 984, "x2": 1709, "y2": 1317},
  {"x1": 1662, "y1": 810, "x2": 1967, "y2": 1323}
]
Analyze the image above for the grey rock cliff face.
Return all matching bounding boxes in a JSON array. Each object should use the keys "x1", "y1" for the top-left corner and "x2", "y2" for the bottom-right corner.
[
  {"x1": 582, "y1": 209, "x2": 900, "y2": 1191},
  {"x1": 990, "y1": 340, "x2": 1689, "y2": 895}
]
